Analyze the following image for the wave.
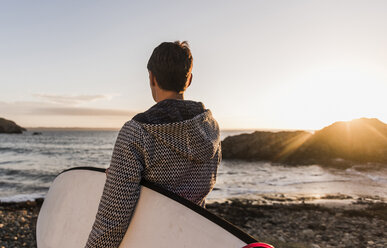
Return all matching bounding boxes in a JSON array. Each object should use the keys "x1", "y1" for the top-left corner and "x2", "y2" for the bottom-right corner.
[
  {"x1": 0, "y1": 192, "x2": 46, "y2": 203},
  {"x1": 0, "y1": 160, "x2": 25, "y2": 165},
  {"x1": 0, "y1": 147, "x2": 32, "y2": 154},
  {"x1": 0, "y1": 181, "x2": 24, "y2": 187},
  {"x1": 0, "y1": 167, "x2": 56, "y2": 178},
  {"x1": 346, "y1": 168, "x2": 387, "y2": 183},
  {"x1": 265, "y1": 179, "x2": 349, "y2": 186},
  {"x1": 367, "y1": 175, "x2": 387, "y2": 183}
]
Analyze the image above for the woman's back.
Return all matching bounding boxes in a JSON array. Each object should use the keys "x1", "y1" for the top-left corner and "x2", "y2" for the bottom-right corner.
[
  {"x1": 133, "y1": 98, "x2": 221, "y2": 207},
  {"x1": 85, "y1": 99, "x2": 221, "y2": 247}
]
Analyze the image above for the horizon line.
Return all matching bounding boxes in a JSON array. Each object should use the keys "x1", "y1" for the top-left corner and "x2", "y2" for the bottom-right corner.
[
  {"x1": 25, "y1": 126, "x2": 313, "y2": 132},
  {"x1": 21, "y1": 117, "x2": 385, "y2": 132}
]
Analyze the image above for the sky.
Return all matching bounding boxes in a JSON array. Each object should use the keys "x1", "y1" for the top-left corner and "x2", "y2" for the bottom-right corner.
[{"x1": 1, "y1": 0, "x2": 387, "y2": 130}]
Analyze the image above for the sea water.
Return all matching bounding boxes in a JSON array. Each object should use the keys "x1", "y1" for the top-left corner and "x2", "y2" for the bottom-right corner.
[{"x1": 1, "y1": 130, "x2": 386, "y2": 202}]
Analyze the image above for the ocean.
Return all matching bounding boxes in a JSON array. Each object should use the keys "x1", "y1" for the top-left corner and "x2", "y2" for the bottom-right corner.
[{"x1": 1, "y1": 130, "x2": 386, "y2": 203}]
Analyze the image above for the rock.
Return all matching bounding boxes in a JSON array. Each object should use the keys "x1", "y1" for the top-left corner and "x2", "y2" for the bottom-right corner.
[
  {"x1": 222, "y1": 130, "x2": 312, "y2": 161},
  {"x1": 278, "y1": 236, "x2": 285, "y2": 243},
  {"x1": 0, "y1": 117, "x2": 26, "y2": 134},
  {"x1": 221, "y1": 118, "x2": 387, "y2": 167},
  {"x1": 301, "y1": 229, "x2": 315, "y2": 239}
]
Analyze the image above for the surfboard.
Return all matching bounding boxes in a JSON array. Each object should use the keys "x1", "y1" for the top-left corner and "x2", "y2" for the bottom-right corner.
[{"x1": 36, "y1": 167, "x2": 273, "y2": 248}]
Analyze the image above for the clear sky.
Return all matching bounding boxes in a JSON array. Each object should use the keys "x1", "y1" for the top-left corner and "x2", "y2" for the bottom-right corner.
[{"x1": 1, "y1": 0, "x2": 387, "y2": 130}]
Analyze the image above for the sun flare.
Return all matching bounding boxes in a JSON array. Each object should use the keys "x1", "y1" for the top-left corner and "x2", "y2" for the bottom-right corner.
[{"x1": 266, "y1": 67, "x2": 387, "y2": 130}]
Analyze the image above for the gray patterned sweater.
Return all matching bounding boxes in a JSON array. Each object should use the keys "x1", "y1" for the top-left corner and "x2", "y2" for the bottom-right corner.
[{"x1": 85, "y1": 99, "x2": 221, "y2": 248}]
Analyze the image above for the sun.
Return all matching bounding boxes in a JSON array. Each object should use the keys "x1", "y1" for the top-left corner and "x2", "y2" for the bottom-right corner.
[{"x1": 266, "y1": 66, "x2": 387, "y2": 130}]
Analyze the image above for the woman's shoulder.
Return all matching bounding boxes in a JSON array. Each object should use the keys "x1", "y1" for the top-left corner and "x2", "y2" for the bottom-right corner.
[{"x1": 117, "y1": 119, "x2": 144, "y2": 142}]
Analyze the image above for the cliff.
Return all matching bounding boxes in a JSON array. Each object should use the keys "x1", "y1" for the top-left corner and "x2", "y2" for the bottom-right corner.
[
  {"x1": 222, "y1": 118, "x2": 387, "y2": 166},
  {"x1": 0, "y1": 118, "x2": 26, "y2": 134}
]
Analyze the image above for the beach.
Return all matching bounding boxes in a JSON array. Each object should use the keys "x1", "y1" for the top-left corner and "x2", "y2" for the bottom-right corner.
[
  {"x1": 1, "y1": 196, "x2": 386, "y2": 248},
  {"x1": 1, "y1": 130, "x2": 387, "y2": 248}
]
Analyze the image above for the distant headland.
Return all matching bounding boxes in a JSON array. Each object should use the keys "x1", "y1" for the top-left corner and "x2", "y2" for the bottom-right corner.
[
  {"x1": 222, "y1": 118, "x2": 387, "y2": 167},
  {"x1": 0, "y1": 117, "x2": 26, "y2": 134}
]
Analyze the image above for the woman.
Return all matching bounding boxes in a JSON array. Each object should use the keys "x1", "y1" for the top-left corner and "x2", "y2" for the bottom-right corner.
[{"x1": 85, "y1": 41, "x2": 221, "y2": 248}]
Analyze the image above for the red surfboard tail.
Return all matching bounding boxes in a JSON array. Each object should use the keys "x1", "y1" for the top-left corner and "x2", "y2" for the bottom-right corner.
[{"x1": 243, "y1": 242, "x2": 275, "y2": 248}]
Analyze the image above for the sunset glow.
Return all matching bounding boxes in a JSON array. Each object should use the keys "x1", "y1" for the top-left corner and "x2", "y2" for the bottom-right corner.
[{"x1": 1, "y1": 0, "x2": 387, "y2": 130}]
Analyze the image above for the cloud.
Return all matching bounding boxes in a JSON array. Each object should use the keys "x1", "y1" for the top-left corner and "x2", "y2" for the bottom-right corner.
[
  {"x1": 33, "y1": 93, "x2": 114, "y2": 105},
  {"x1": 35, "y1": 107, "x2": 136, "y2": 116},
  {"x1": 0, "y1": 101, "x2": 136, "y2": 117}
]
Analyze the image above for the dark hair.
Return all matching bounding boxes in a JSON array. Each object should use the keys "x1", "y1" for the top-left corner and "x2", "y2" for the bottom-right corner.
[{"x1": 147, "y1": 41, "x2": 193, "y2": 93}]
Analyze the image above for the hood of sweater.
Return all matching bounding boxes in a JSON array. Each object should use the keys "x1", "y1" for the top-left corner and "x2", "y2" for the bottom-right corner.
[{"x1": 132, "y1": 99, "x2": 221, "y2": 163}]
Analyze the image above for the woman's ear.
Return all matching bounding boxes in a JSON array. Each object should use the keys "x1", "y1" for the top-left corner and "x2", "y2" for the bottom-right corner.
[
  {"x1": 149, "y1": 71, "x2": 156, "y2": 87},
  {"x1": 149, "y1": 70, "x2": 158, "y2": 102},
  {"x1": 187, "y1": 73, "x2": 193, "y2": 88},
  {"x1": 148, "y1": 71, "x2": 154, "y2": 87}
]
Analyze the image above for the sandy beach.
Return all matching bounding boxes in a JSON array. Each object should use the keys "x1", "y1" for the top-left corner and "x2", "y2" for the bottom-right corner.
[{"x1": 1, "y1": 196, "x2": 386, "y2": 248}]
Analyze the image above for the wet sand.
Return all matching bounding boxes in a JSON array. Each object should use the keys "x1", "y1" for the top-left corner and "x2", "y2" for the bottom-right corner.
[{"x1": 0, "y1": 197, "x2": 386, "y2": 248}]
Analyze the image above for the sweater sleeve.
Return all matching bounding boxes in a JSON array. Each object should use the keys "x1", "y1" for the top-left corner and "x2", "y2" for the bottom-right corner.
[{"x1": 85, "y1": 121, "x2": 144, "y2": 248}]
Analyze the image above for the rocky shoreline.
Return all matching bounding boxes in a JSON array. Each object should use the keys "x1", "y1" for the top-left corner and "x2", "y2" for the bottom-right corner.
[
  {"x1": 207, "y1": 200, "x2": 387, "y2": 248},
  {"x1": 0, "y1": 198, "x2": 385, "y2": 248},
  {"x1": 0, "y1": 199, "x2": 42, "y2": 247}
]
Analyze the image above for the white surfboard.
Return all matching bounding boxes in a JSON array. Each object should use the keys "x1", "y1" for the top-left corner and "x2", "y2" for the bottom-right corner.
[{"x1": 36, "y1": 167, "x2": 273, "y2": 248}]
